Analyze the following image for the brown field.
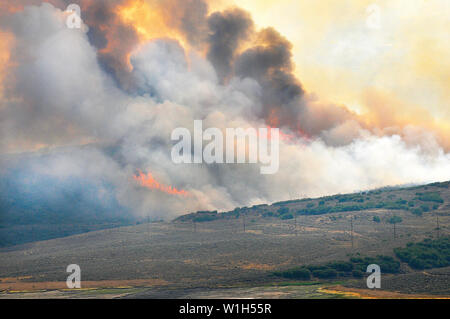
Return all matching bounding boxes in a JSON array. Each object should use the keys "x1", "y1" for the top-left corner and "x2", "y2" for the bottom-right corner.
[
  {"x1": 319, "y1": 285, "x2": 450, "y2": 299},
  {"x1": 0, "y1": 278, "x2": 167, "y2": 292}
]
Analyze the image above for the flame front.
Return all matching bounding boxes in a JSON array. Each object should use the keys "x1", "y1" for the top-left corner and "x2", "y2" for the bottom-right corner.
[{"x1": 134, "y1": 170, "x2": 189, "y2": 196}]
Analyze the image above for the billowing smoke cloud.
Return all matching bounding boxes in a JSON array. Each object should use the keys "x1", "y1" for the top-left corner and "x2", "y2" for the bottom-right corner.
[
  {"x1": 234, "y1": 28, "x2": 304, "y2": 129},
  {"x1": 0, "y1": 1, "x2": 449, "y2": 226},
  {"x1": 81, "y1": 0, "x2": 139, "y2": 91},
  {"x1": 206, "y1": 8, "x2": 254, "y2": 82}
]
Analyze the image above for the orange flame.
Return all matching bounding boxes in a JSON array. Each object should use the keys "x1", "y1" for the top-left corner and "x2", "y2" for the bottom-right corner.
[
  {"x1": 266, "y1": 109, "x2": 310, "y2": 142},
  {"x1": 265, "y1": 126, "x2": 296, "y2": 142},
  {"x1": 134, "y1": 170, "x2": 189, "y2": 196}
]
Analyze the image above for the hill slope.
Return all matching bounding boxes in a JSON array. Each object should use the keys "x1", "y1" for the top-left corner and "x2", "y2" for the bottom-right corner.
[{"x1": 174, "y1": 181, "x2": 450, "y2": 223}]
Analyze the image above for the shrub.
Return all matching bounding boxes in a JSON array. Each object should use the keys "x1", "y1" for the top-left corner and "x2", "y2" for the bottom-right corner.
[
  {"x1": 277, "y1": 207, "x2": 290, "y2": 215},
  {"x1": 274, "y1": 267, "x2": 311, "y2": 280},
  {"x1": 306, "y1": 265, "x2": 329, "y2": 272},
  {"x1": 373, "y1": 216, "x2": 381, "y2": 223},
  {"x1": 394, "y1": 237, "x2": 450, "y2": 270},
  {"x1": 415, "y1": 192, "x2": 444, "y2": 203},
  {"x1": 388, "y1": 216, "x2": 402, "y2": 224},
  {"x1": 350, "y1": 256, "x2": 400, "y2": 273},
  {"x1": 193, "y1": 215, "x2": 218, "y2": 222},
  {"x1": 312, "y1": 268, "x2": 338, "y2": 279},
  {"x1": 326, "y1": 261, "x2": 353, "y2": 272}
]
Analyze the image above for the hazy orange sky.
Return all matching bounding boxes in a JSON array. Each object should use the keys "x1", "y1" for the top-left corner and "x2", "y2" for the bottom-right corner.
[
  {"x1": 212, "y1": 0, "x2": 450, "y2": 142},
  {"x1": 225, "y1": 1, "x2": 449, "y2": 112}
]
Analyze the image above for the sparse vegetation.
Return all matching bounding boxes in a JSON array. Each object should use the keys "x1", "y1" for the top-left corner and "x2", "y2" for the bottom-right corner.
[
  {"x1": 280, "y1": 213, "x2": 294, "y2": 220},
  {"x1": 411, "y1": 208, "x2": 423, "y2": 216},
  {"x1": 415, "y1": 192, "x2": 444, "y2": 203}
]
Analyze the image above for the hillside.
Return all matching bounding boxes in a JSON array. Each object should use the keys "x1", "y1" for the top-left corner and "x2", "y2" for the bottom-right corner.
[
  {"x1": 174, "y1": 181, "x2": 450, "y2": 223},
  {"x1": 1, "y1": 180, "x2": 448, "y2": 248}
]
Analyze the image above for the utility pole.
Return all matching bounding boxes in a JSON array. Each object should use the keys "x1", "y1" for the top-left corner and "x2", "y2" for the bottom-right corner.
[
  {"x1": 294, "y1": 214, "x2": 297, "y2": 236},
  {"x1": 147, "y1": 214, "x2": 150, "y2": 238},
  {"x1": 436, "y1": 214, "x2": 440, "y2": 238},
  {"x1": 393, "y1": 221, "x2": 396, "y2": 239},
  {"x1": 350, "y1": 216, "x2": 354, "y2": 249}
]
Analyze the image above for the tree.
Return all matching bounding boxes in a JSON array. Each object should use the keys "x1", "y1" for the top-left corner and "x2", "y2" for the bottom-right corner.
[{"x1": 388, "y1": 216, "x2": 402, "y2": 224}]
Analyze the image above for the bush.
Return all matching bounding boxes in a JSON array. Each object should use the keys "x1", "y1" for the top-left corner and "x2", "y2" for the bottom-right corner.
[
  {"x1": 306, "y1": 265, "x2": 329, "y2": 272},
  {"x1": 373, "y1": 216, "x2": 381, "y2": 223},
  {"x1": 274, "y1": 267, "x2": 311, "y2": 280},
  {"x1": 277, "y1": 207, "x2": 290, "y2": 215},
  {"x1": 350, "y1": 255, "x2": 400, "y2": 273},
  {"x1": 352, "y1": 270, "x2": 364, "y2": 278},
  {"x1": 193, "y1": 215, "x2": 218, "y2": 222},
  {"x1": 278, "y1": 253, "x2": 400, "y2": 282},
  {"x1": 394, "y1": 237, "x2": 450, "y2": 270},
  {"x1": 326, "y1": 261, "x2": 353, "y2": 272},
  {"x1": 411, "y1": 208, "x2": 423, "y2": 216},
  {"x1": 388, "y1": 216, "x2": 402, "y2": 224},
  {"x1": 312, "y1": 268, "x2": 338, "y2": 279},
  {"x1": 415, "y1": 192, "x2": 444, "y2": 203}
]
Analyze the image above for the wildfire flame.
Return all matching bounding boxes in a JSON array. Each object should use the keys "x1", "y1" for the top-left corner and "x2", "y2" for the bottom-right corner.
[
  {"x1": 134, "y1": 170, "x2": 189, "y2": 196},
  {"x1": 266, "y1": 109, "x2": 310, "y2": 142}
]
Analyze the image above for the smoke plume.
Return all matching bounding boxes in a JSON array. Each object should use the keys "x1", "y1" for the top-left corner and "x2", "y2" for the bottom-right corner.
[{"x1": 0, "y1": 1, "x2": 449, "y2": 224}]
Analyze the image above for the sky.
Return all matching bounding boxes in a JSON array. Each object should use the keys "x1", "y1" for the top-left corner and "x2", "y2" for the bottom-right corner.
[
  {"x1": 0, "y1": 0, "x2": 449, "y2": 220},
  {"x1": 221, "y1": 0, "x2": 450, "y2": 147}
]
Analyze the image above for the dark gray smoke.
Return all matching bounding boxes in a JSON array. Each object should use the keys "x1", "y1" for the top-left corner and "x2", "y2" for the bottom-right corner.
[
  {"x1": 206, "y1": 8, "x2": 254, "y2": 82},
  {"x1": 235, "y1": 27, "x2": 304, "y2": 129}
]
